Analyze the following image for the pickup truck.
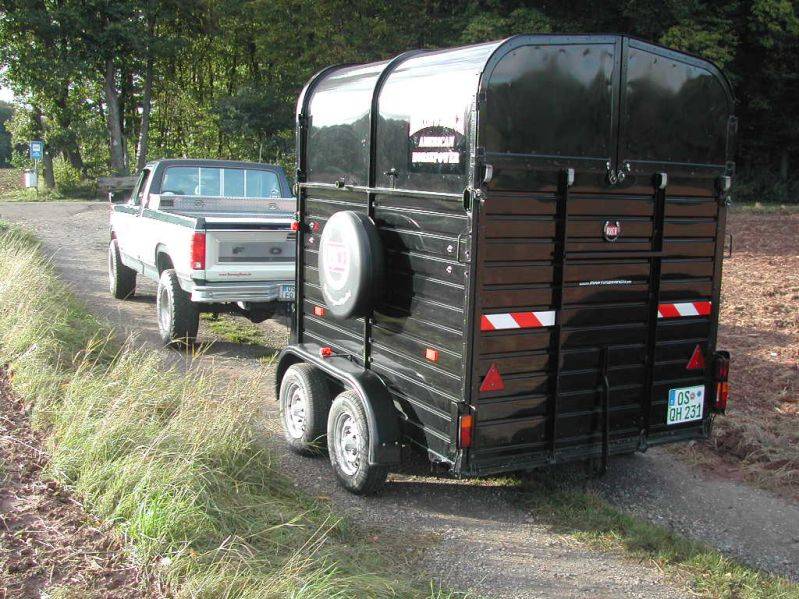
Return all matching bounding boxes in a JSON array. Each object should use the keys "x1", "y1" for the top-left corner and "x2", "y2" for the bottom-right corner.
[{"x1": 108, "y1": 159, "x2": 296, "y2": 345}]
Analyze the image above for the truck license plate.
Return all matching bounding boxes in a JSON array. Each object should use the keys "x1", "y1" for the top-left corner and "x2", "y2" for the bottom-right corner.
[
  {"x1": 666, "y1": 385, "x2": 705, "y2": 425},
  {"x1": 279, "y1": 284, "x2": 295, "y2": 301}
]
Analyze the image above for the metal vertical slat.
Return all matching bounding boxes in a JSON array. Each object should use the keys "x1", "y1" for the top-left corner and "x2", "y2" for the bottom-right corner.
[
  {"x1": 547, "y1": 169, "x2": 572, "y2": 458},
  {"x1": 641, "y1": 176, "x2": 668, "y2": 439}
]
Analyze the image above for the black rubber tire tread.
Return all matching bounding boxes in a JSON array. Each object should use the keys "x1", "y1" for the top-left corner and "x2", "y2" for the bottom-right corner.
[
  {"x1": 327, "y1": 390, "x2": 388, "y2": 495},
  {"x1": 108, "y1": 239, "x2": 136, "y2": 300},
  {"x1": 279, "y1": 363, "x2": 333, "y2": 455},
  {"x1": 156, "y1": 269, "x2": 199, "y2": 346}
]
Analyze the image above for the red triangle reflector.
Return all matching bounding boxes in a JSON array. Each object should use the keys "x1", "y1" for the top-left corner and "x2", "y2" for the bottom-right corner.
[
  {"x1": 480, "y1": 363, "x2": 505, "y2": 392},
  {"x1": 686, "y1": 345, "x2": 706, "y2": 370}
]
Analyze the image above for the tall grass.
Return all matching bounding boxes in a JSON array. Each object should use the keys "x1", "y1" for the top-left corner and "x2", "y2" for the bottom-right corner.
[{"x1": 0, "y1": 222, "x2": 448, "y2": 597}]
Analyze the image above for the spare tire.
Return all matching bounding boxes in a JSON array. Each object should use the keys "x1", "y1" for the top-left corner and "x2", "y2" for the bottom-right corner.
[{"x1": 318, "y1": 211, "x2": 384, "y2": 320}]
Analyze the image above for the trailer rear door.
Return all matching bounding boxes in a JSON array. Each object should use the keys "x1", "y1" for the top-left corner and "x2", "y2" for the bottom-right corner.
[{"x1": 468, "y1": 37, "x2": 733, "y2": 474}]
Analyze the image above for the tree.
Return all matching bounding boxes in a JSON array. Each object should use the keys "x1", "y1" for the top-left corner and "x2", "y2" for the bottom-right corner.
[{"x1": 0, "y1": 100, "x2": 12, "y2": 166}]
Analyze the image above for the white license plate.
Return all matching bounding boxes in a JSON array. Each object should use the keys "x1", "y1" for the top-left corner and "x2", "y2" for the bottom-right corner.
[
  {"x1": 666, "y1": 385, "x2": 705, "y2": 425},
  {"x1": 279, "y1": 284, "x2": 295, "y2": 301}
]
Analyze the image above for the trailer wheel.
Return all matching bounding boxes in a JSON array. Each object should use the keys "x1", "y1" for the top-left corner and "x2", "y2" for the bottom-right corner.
[
  {"x1": 318, "y1": 211, "x2": 384, "y2": 319},
  {"x1": 327, "y1": 390, "x2": 388, "y2": 495},
  {"x1": 108, "y1": 239, "x2": 136, "y2": 299},
  {"x1": 156, "y1": 269, "x2": 199, "y2": 346},
  {"x1": 279, "y1": 364, "x2": 333, "y2": 455}
]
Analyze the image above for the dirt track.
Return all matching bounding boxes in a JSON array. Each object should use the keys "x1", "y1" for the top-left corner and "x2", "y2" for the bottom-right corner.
[{"x1": 0, "y1": 201, "x2": 797, "y2": 597}]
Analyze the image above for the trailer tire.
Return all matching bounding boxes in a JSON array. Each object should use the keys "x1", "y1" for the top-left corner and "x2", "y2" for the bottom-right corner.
[
  {"x1": 108, "y1": 239, "x2": 136, "y2": 299},
  {"x1": 327, "y1": 390, "x2": 388, "y2": 495},
  {"x1": 279, "y1": 364, "x2": 333, "y2": 455},
  {"x1": 318, "y1": 211, "x2": 384, "y2": 320},
  {"x1": 156, "y1": 269, "x2": 199, "y2": 346}
]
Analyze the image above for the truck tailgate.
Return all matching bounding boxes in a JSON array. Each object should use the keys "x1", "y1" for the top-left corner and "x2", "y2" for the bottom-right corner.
[{"x1": 204, "y1": 221, "x2": 295, "y2": 283}]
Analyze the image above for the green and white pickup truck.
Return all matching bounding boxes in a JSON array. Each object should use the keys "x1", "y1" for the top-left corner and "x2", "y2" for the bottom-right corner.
[{"x1": 108, "y1": 159, "x2": 296, "y2": 345}]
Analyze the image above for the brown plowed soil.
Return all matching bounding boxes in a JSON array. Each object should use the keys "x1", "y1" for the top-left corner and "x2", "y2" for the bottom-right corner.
[
  {"x1": 680, "y1": 210, "x2": 799, "y2": 499},
  {"x1": 0, "y1": 365, "x2": 160, "y2": 598}
]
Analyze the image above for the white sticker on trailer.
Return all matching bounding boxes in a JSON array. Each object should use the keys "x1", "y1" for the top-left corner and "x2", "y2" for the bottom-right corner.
[{"x1": 411, "y1": 151, "x2": 460, "y2": 164}]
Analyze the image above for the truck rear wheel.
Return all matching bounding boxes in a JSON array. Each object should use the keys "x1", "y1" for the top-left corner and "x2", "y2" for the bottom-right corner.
[
  {"x1": 156, "y1": 269, "x2": 199, "y2": 346},
  {"x1": 327, "y1": 390, "x2": 388, "y2": 495},
  {"x1": 108, "y1": 239, "x2": 136, "y2": 299},
  {"x1": 279, "y1": 364, "x2": 333, "y2": 455}
]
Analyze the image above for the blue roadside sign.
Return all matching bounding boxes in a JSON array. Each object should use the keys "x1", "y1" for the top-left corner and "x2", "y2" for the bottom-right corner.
[{"x1": 30, "y1": 140, "x2": 44, "y2": 160}]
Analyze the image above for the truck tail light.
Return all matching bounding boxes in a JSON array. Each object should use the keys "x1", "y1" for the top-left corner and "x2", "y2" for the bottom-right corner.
[
  {"x1": 191, "y1": 232, "x2": 206, "y2": 270},
  {"x1": 458, "y1": 414, "x2": 474, "y2": 449},
  {"x1": 712, "y1": 351, "x2": 730, "y2": 413}
]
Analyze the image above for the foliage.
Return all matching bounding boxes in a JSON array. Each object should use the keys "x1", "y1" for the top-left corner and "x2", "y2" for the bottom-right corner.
[
  {"x1": 52, "y1": 156, "x2": 93, "y2": 197},
  {"x1": 0, "y1": 220, "x2": 459, "y2": 597},
  {"x1": 0, "y1": 0, "x2": 797, "y2": 200}
]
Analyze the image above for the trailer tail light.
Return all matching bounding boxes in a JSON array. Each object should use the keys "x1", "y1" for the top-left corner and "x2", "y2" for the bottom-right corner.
[
  {"x1": 425, "y1": 348, "x2": 439, "y2": 363},
  {"x1": 458, "y1": 414, "x2": 474, "y2": 449},
  {"x1": 313, "y1": 306, "x2": 326, "y2": 317},
  {"x1": 712, "y1": 351, "x2": 730, "y2": 413},
  {"x1": 191, "y1": 232, "x2": 206, "y2": 270},
  {"x1": 319, "y1": 346, "x2": 333, "y2": 358}
]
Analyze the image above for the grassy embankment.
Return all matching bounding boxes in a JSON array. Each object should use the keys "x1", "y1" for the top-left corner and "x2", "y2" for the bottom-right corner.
[
  {"x1": 521, "y1": 479, "x2": 798, "y2": 599},
  {"x1": 0, "y1": 167, "x2": 95, "y2": 201},
  {"x1": 0, "y1": 221, "x2": 453, "y2": 597}
]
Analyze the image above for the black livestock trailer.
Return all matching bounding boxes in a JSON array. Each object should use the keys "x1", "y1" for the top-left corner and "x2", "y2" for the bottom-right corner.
[{"x1": 276, "y1": 35, "x2": 735, "y2": 494}]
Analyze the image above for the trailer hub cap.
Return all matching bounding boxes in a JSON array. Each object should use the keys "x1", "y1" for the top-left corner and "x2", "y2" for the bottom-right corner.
[
  {"x1": 285, "y1": 387, "x2": 307, "y2": 439},
  {"x1": 335, "y1": 412, "x2": 360, "y2": 476}
]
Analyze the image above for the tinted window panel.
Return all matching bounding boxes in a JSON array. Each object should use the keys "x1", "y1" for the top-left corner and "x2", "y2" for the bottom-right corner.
[
  {"x1": 376, "y1": 42, "x2": 500, "y2": 194},
  {"x1": 307, "y1": 62, "x2": 387, "y2": 186},
  {"x1": 483, "y1": 43, "x2": 616, "y2": 161},
  {"x1": 621, "y1": 47, "x2": 731, "y2": 166}
]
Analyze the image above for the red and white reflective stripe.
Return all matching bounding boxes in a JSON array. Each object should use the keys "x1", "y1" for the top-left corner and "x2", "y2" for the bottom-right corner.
[
  {"x1": 481, "y1": 310, "x2": 556, "y2": 331},
  {"x1": 657, "y1": 301, "x2": 712, "y2": 319}
]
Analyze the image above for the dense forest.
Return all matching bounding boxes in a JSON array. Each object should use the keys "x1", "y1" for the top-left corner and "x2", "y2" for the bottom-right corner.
[{"x1": 0, "y1": 0, "x2": 797, "y2": 201}]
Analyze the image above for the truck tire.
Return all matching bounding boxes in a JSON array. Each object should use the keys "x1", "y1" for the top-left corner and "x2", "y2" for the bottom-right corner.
[
  {"x1": 279, "y1": 364, "x2": 333, "y2": 455},
  {"x1": 327, "y1": 390, "x2": 388, "y2": 495},
  {"x1": 318, "y1": 211, "x2": 384, "y2": 320},
  {"x1": 108, "y1": 239, "x2": 136, "y2": 299},
  {"x1": 156, "y1": 269, "x2": 199, "y2": 346}
]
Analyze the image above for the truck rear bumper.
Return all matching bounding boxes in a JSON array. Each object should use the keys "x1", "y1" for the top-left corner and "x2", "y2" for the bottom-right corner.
[{"x1": 189, "y1": 281, "x2": 294, "y2": 303}]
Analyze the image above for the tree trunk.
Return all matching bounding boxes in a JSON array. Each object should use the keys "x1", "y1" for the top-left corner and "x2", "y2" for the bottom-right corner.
[
  {"x1": 42, "y1": 149, "x2": 56, "y2": 189},
  {"x1": 54, "y1": 92, "x2": 85, "y2": 174},
  {"x1": 31, "y1": 107, "x2": 55, "y2": 189},
  {"x1": 136, "y1": 52, "x2": 154, "y2": 172},
  {"x1": 104, "y1": 59, "x2": 127, "y2": 175},
  {"x1": 780, "y1": 149, "x2": 789, "y2": 181}
]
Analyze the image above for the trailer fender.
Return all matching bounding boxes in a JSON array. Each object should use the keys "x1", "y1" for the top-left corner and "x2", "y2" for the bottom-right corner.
[{"x1": 275, "y1": 344, "x2": 402, "y2": 466}]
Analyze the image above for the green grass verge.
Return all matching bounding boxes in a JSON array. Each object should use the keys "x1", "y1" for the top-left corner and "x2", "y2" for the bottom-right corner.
[
  {"x1": 0, "y1": 220, "x2": 457, "y2": 598},
  {"x1": 522, "y1": 480, "x2": 798, "y2": 598},
  {"x1": 201, "y1": 313, "x2": 268, "y2": 346}
]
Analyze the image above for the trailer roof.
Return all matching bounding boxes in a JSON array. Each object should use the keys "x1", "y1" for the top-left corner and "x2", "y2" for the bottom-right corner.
[{"x1": 298, "y1": 35, "x2": 734, "y2": 193}]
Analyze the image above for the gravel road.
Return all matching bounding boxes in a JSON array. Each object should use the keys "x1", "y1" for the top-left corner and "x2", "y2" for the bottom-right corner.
[{"x1": 1, "y1": 200, "x2": 797, "y2": 597}]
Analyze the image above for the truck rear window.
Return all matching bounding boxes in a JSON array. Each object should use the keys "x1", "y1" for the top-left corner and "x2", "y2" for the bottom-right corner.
[{"x1": 161, "y1": 167, "x2": 282, "y2": 198}]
